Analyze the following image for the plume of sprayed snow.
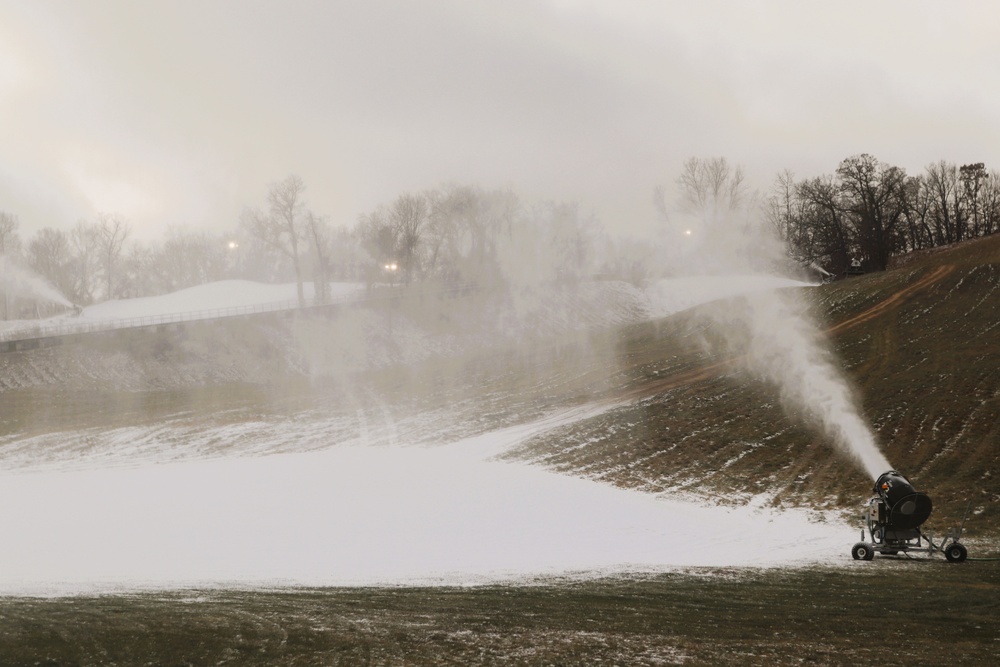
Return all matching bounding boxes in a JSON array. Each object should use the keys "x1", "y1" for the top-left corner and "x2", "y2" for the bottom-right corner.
[
  {"x1": 707, "y1": 288, "x2": 892, "y2": 480},
  {"x1": 0, "y1": 256, "x2": 73, "y2": 308},
  {"x1": 0, "y1": 408, "x2": 858, "y2": 594},
  {"x1": 656, "y1": 170, "x2": 892, "y2": 480}
]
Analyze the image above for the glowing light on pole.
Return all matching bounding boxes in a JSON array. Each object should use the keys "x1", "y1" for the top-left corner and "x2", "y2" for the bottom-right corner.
[{"x1": 227, "y1": 240, "x2": 241, "y2": 277}]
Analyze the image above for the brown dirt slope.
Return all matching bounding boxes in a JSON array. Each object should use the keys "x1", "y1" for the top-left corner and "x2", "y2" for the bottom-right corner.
[
  {"x1": 510, "y1": 234, "x2": 1000, "y2": 534},
  {"x1": 2, "y1": 236, "x2": 997, "y2": 534}
]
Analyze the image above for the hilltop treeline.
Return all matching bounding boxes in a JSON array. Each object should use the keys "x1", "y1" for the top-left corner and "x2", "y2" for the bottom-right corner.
[
  {"x1": 2, "y1": 154, "x2": 998, "y2": 317},
  {"x1": 765, "y1": 154, "x2": 1000, "y2": 274},
  {"x1": 0, "y1": 180, "x2": 625, "y2": 317}
]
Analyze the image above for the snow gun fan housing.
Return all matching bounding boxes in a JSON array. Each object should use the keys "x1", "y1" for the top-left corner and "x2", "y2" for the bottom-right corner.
[
  {"x1": 872, "y1": 471, "x2": 932, "y2": 530},
  {"x1": 851, "y1": 470, "x2": 969, "y2": 562}
]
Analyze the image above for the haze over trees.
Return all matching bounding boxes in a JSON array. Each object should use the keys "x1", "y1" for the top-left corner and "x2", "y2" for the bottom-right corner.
[
  {"x1": 239, "y1": 175, "x2": 310, "y2": 308},
  {"x1": 2, "y1": 154, "x2": 999, "y2": 320}
]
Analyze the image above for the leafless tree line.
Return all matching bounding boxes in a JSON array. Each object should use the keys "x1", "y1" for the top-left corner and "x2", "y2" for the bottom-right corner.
[
  {"x1": 4, "y1": 154, "x2": 995, "y2": 319},
  {"x1": 764, "y1": 155, "x2": 1000, "y2": 274},
  {"x1": 353, "y1": 184, "x2": 606, "y2": 290},
  {"x1": 1, "y1": 211, "x2": 134, "y2": 316},
  {"x1": 0, "y1": 176, "x2": 615, "y2": 319}
]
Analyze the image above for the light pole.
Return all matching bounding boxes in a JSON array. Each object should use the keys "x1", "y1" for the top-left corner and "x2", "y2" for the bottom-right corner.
[
  {"x1": 227, "y1": 240, "x2": 241, "y2": 278},
  {"x1": 383, "y1": 261, "x2": 398, "y2": 286}
]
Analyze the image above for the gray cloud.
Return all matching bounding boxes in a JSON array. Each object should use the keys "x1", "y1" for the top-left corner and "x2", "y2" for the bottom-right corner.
[{"x1": 2, "y1": 0, "x2": 999, "y2": 241}]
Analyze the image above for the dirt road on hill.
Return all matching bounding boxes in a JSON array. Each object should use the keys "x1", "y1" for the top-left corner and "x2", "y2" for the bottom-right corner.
[{"x1": 826, "y1": 264, "x2": 954, "y2": 335}]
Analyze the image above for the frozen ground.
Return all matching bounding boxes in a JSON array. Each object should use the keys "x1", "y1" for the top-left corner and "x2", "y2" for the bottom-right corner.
[
  {"x1": 0, "y1": 404, "x2": 855, "y2": 596},
  {"x1": 0, "y1": 273, "x2": 860, "y2": 596}
]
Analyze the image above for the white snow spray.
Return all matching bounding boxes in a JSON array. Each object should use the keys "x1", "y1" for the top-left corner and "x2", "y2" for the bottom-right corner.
[
  {"x1": 0, "y1": 256, "x2": 73, "y2": 308},
  {"x1": 657, "y1": 166, "x2": 892, "y2": 480},
  {"x1": 704, "y1": 287, "x2": 892, "y2": 480}
]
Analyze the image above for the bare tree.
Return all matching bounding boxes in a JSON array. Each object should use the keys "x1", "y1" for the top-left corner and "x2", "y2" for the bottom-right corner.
[
  {"x1": 241, "y1": 175, "x2": 308, "y2": 306},
  {"x1": 899, "y1": 175, "x2": 934, "y2": 252},
  {"x1": 97, "y1": 213, "x2": 131, "y2": 300},
  {"x1": 676, "y1": 156, "x2": 747, "y2": 219},
  {"x1": 0, "y1": 211, "x2": 21, "y2": 319},
  {"x1": 66, "y1": 221, "x2": 102, "y2": 305},
  {"x1": 924, "y1": 160, "x2": 961, "y2": 245},
  {"x1": 422, "y1": 185, "x2": 519, "y2": 287},
  {"x1": 544, "y1": 201, "x2": 598, "y2": 281},
  {"x1": 478, "y1": 187, "x2": 519, "y2": 266},
  {"x1": 148, "y1": 227, "x2": 229, "y2": 294},
  {"x1": 837, "y1": 154, "x2": 907, "y2": 271},
  {"x1": 981, "y1": 170, "x2": 1000, "y2": 236},
  {"x1": 422, "y1": 191, "x2": 452, "y2": 279},
  {"x1": 424, "y1": 185, "x2": 476, "y2": 283},
  {"x1": 27, "y1": 227, "x2": 74, "y2": 300},
  {"x1": 960, "y1": 162, "x2": 988, "y2": 238},
  {"x1": 303, "y1": 211, "x2": 331, "y2": 301},
  {"x1": 796, "y1": 175, "x2": 853, "y2": 274},
  {"x1": 355, "y1": 205, "x2": 398, "y2": 286},
  {"x1": 652, "y1": 184, "x2": 671, "y2": 224},
  {"x1": 764, "y1": 170, "x2": 801, "y2": 253},
  {"x1": 117, "y1": 241, "x2": 153, "y2": 299},
  {"x1": 389, "y1": 193, "x2": 427, "y2": 283},
  {"x1": 0, "y1": 211, "x2": 18, "y2": 255},
  {"x1": 328, "y1": 226, "x2": 365, "y2": 281}
]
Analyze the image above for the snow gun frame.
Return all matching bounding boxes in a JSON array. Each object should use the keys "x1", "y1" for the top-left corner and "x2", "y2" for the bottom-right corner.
[{"x1": 851, "y1": 470, "x2": 970, "y2": 563}]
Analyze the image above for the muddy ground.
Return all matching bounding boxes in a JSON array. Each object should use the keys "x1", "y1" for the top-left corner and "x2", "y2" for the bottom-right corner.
[{"x1": 2, "y1": 558, "x2": 998, "y2": 666}]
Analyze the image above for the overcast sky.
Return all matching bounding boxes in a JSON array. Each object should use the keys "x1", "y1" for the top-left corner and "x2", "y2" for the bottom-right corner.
[{"x1": 2, "y1": 0, "x2": 999, "y2": 241}]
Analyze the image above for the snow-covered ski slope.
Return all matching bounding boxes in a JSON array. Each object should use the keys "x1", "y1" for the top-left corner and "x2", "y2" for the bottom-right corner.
[{"x1": 0, "y1": 274, "x2": 857, "y2": 596}]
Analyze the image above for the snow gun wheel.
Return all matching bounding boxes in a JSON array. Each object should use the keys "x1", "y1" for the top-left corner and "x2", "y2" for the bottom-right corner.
[
  {"x1": 945, "y1": 543, "x2": 968, "y2": 563},
  {"x1": 851, "y1": 542, "x2": 875, "y2": 561}
]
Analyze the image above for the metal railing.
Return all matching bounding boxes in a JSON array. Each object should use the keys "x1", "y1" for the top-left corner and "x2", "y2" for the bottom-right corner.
[
  {"x1": 0, "y1": 280, "x2": 480, "y2": 345},
  {"x1": 0, "y1": 291, "x2": 363, "y2": 343}
]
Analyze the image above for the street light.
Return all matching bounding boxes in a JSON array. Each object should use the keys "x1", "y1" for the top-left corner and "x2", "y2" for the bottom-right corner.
[
  {"x1": 383, "y1": 261, "x2": 399, "y2": 287},
  {"x1": 227, "y1": 240, "x2": 241, "y2": 278}
]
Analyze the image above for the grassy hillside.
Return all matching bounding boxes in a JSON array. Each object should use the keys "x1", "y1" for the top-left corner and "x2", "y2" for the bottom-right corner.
[
  {"x1": 2, "y1": 235, "x2": 1000, "y2": 667},
  {"x1": 1, "y1": 236, "x2": 997, "y2": 534},
  {"x1": 511, "y1": 234, "x2": 1000, "y2": 534}
]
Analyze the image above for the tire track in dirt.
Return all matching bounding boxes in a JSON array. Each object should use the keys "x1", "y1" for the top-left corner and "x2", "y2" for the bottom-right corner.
[
  {"x1": 617, "y1": 265, "x2": 956, "y2": 402},
  {"x1": 617, "y1": 360, "x2": 730, "y2": 402},
  {"x1": 825, "y1": 264, "x2": 954, "y2": 336},
  {"x1": 853, "y1": 324, "x2": 894, "y2": 382}
]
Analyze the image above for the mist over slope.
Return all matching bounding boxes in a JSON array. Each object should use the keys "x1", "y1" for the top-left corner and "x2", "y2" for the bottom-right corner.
[
  {"x1": 1, "y1": 274, "x2": 860, "y2": 593},
  {"x1": 1, "y1": 236, "x2": 996, "y2": 536},
  {"x1": 512, "y1": 234, "x2": 1000, "y2": 532},
  {"x1": 0, "y1": 280, "x2": 646, "y2": 394},
  {"x1": 0, "y1": 277, "x2": 795, "y2": 464}
]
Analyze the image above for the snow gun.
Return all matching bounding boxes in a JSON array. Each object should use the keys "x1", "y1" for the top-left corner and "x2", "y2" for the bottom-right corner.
[{"x1": 851, "y1": 470, "x2": 970, "y2": 562}]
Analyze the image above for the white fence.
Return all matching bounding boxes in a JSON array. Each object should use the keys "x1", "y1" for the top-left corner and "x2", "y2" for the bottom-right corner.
[
  {"x1": 0, "y1": 293, "x2": 359, "y2": 344},
  {"x1": 0, "y1": 281, "x2": 479, "y2": 346}
]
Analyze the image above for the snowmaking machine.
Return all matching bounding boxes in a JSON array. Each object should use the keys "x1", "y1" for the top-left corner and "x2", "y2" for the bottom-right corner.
[{"x1": 851, "y1": 470, "x2": 970, "y2": 562}]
